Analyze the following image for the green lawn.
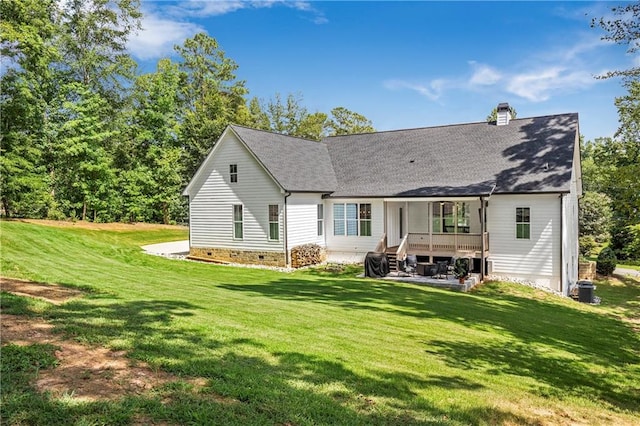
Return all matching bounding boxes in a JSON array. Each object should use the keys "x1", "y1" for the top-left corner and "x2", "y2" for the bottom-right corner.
[{"x1": 1, "y1": 220, "x2": 639, "y2": 425}]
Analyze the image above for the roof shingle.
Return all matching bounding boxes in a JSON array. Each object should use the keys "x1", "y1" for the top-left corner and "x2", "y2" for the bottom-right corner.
[{"x1": 225, "y1": 113, "x2": 578, "y2": 197}]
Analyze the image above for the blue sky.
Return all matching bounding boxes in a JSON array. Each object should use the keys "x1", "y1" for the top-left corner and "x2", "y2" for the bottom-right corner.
[{"x1": 128, "y1": 1, "x2": 638, "y2": 141}]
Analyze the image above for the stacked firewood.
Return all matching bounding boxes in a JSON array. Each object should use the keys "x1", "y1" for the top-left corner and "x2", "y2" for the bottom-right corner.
[{"x1": 291, "y1": 244, "x2": 326, "y2": 268}]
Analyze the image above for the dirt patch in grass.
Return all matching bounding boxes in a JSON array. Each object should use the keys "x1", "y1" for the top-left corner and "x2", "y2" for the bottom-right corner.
[
  {"x1": 11, "y1": 218, "x2": 187, "y2": 232},
  {"x1": 1, "y1": 278, "x2": 206, "y2": 402},
  {"x1": 1, "y1": 277, "x2": 83, "y2": 305}
]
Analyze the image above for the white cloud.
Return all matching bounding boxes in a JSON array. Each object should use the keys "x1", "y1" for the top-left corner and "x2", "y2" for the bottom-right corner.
[
  {"x1": 386, "y1": 36, "x2": 610, "y2": 103},
  {"x1": 384, "y1": 79, "x2": 445, "y2": 100},
  {"x1": 506, "y1": 67, "x2": 596, "y2": 102},
  {"x1": 173, "y1": 0, "x2": 327, "y2": 23},
  {"x1": 128, "y1": 14, "x2": 204, "y2": 60},
  {"x1": 128, "y1": 1, "x2": 328, "y2": 60},
  {"x1": 175, "y1": 0, "x2": 247, "y2": 16},
  {"x1": 468, "y1": 62, "x2": 502, "y2": 86}
]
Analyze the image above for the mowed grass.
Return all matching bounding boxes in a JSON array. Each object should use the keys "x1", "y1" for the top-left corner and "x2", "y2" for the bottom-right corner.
[{"x1": 1, "y1": 220, "x2": 639, "y2": 425}]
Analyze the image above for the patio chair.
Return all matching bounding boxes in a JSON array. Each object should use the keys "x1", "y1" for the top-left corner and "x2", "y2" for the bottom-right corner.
[
  {"x1": 434, "y1": 261, "x2": 448, "y2": 279},
  {"x1": 447, "y1": 256, "x2": 457, "y2": 276},
  {"x1": 404, "y1": 254, "x2": 418, "y2": 276}
]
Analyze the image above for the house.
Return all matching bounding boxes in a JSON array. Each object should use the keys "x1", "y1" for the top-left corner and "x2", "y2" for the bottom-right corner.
[{"x1": 182, "y1": 104, "x2": 582, "y2": 296}]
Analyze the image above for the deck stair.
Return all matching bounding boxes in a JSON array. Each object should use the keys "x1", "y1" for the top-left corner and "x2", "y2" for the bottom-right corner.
[{"x1": 386, "y1": 246, "x2": 400, "y2": 272}]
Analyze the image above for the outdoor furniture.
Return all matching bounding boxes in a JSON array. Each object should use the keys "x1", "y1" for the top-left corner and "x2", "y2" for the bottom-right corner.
[
  {"x1": 447, "y1": 256, "x2": 457, "y2": 276},
  {"x1": 364, "y1": 252, "x2": 389, "y2": 278},
  {"x1": 434, "y1": 261, "x2": 448, "y2": 279},
  {"x1": 404, "y1": 254, "x2": 418, "y2": 276},
  {"x1": 417, "y1": 262, "x2": 435, "y2": 276}
]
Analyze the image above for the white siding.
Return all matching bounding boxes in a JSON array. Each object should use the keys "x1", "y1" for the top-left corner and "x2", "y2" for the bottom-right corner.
[
  {"x1": 487, "y1": 194, "x2": 561, "y2": 291},
  {"x1": 386, "y1": 202, "x2": 404, "y2": 246},
  {"x1": 563, "y1": 137, "x2": 581, "y2": 294},
  {"x1": 286, "y1": 193, "x2": 326, "y2": 249},
  {"x1": 188, "y1": 132, "x2": 285, "y2": 252},
  {"x1": 326, "y1": 199, "x2": 384, "y2": 263},
  {"x1": 408, "y1": 202, "x2": 429, "y2": 233}
]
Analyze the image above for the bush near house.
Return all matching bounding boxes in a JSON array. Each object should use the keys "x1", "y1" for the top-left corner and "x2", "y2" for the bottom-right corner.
[{"x1": 596, "y1": 246, "x2": 617, "y2": 275}]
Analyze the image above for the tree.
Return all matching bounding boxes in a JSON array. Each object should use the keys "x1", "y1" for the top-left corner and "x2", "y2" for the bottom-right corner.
[
  {"x1": 486, "y1": 105, "x2": 517, "y2": 122},
  {"x1": 123, "y1": 58, "x2": 186, "y2": 223},
  {"x1": 579, "y1": 192, "x2": 612, "y2": 242},
  {"x1": 0, "y1": 0, "x2": 59, "y2": 217},
  {"x1": 46, "y1": 83, "x2": 116, "y2": 221},
  {"x1": 592, "y1": 2, "x2": 640, "y2": 82},
  {"x1": 326, "y1": 107, "x2": 375, "y2": 135},
  {"x1": 56, "y1": 0, "x2": 141, "y2": 106},
  {"x1": 176, "y1": 33, "x2": 248, "y2": 180}
]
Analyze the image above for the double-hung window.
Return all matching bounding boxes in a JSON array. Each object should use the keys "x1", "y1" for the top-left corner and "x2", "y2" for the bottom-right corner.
[
  {"x1": 359, "y1": 203, "x2": 372, "y2": 236},
  {"x1": 268, "y1": 205, "x2": 279, "y2": 240},
  {"x1": 230, "y1": 164, "x2": 238, "y2": 183},
  {"x1": 516, "y1": 207, "x2": 530, "y2": 239},
  {"x1": 233, "y1": 204, "x2": 243, "y2": 239},
  {"x1": 317, "y1": 204, "x2": 324, "y2": 236},
  {"x1": 333, "y1": 203, "x2": 372, "y2": 236}
]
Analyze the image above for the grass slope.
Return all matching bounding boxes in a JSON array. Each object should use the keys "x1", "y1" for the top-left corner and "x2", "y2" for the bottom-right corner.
[{"x1": 1, "y1": 220, "x2": 639, "y2": 425}]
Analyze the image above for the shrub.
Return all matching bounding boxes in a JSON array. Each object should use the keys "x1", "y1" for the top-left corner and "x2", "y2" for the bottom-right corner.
[
  {"x1": 596, "y1": 246, "x2": 617, "y2": 276},
  {"x1": 609, "y1": 222, "x2": 634, "y2": 260},
  {"x1": 453, "y1": 257, "x2": 470, "y2": 279},
  {"x1": 579, "y1": 235, "x2": 597, "y2": 257},
  {"x1": 620, "y1": 224, "x2": 640, "y2": 261}
]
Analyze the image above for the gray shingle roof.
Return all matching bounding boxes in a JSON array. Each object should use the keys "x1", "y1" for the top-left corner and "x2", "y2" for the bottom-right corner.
[
  {"x1": 230, "y1": 125, "x2": 338, "y2": 192},
  {"x1": 223, "y1": 113, "x2": 578, "y2": 197},
  {"x1": 324, "y1": 113, "x2": 578, "y2": 197}
]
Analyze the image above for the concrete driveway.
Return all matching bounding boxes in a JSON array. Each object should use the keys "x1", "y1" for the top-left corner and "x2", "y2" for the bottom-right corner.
[
  {"x1": 141, "y1": 240, "x2": 190, "y2": 256},
  {"x1": 615, "y1": 267, "x2": 640, "y2": 278}
]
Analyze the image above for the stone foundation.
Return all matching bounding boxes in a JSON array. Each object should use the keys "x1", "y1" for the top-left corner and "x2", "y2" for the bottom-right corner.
[{"x1": 189, "y1": 247, "x2": 286, "y2": 267}]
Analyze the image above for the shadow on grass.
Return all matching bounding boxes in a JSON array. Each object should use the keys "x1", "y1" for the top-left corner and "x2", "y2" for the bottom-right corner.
[
  {"x1": 219, "y1": 274, "x2": 640, "y2": 413},
  {"x1": 598, "y1": 274, "x2": 640, "y2": 322},
  {"x1": 1, "y1": 293, "x2": 536, "y2": 425}
]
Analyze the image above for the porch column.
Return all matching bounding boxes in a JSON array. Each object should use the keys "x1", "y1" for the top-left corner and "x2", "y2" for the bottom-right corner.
[
  {"x1": 404, "y1": 201, "x2": 409, "y2": 237},
  {"x1": 383, "y1": 201, "x2": 387, "y2": 236}
]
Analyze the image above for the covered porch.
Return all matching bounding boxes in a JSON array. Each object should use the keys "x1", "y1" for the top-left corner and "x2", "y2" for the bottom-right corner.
[{"x1": 374, "y1": 197, "x2": 490, "y2": 279}]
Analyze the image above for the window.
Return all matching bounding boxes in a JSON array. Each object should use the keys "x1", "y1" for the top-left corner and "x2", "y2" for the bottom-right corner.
[
  {"x1": 516, "y1": 207, "x2": 530, "y2": 239},
  {"x1": 333, "y1": 203, "x2": 371, "y2": 236},
  {"x1": 346, "y1": 203, "x2": 358, "y2": 236},
  {"x1": 317, "y1": 204, "x2": 324, "y2": 236},
  {"x1": 433, "y1": 202, "x2": 470, "y2": 233},
  {"x1": 333, "y1": 204, "x2": 345, "y2": 236},
  {"x1": 233, "y1": 204, "x2": 243, "y2": 239},
  {"x1": 230, "y1": 164, "x2": 237, "y2": 183},
  {"x1": 456, "y1": 202, "x2": 470, "y2": 233},
  {"x1": 268, "y1": 204, "x2": 279, "y2": 240},
  {"x1": 359, "y1": 203, "x2": 372, "y2": 236}
]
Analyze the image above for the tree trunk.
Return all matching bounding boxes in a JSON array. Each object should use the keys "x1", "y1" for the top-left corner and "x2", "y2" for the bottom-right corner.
[
  {"x1": 82, "y1": 201, "x2": 87, "y2": 221},
  {"x1": 162, "y1": 202, "x2": 169, "y2": 225}
]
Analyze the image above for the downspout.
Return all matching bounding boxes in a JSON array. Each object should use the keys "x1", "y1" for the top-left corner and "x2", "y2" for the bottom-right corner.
[
  {"x1": 559, "y1": 194, "x2": 564, "y2": 295},
  {"x1": 284, "y1": 192, "x2": 292, "y2": 267},
  {"x1": 480, "y1": 196, "x2": 485, "y2": 282}
]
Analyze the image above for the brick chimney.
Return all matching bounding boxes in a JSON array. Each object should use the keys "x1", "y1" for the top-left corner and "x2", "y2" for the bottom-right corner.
[{"x1": 496, "y1": 102, "x2": 511, "y2": 126}]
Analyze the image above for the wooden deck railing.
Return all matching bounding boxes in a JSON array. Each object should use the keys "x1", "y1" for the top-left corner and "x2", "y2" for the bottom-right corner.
[
  {"x1": 396, "y1": 234, "x2": 409, "y2": 260},
  {"x1": 407, "y1": 232, "x2": 488, "y2": 253}
]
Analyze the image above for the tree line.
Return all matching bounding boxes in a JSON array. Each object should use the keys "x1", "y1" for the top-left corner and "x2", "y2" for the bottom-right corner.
[
  {"x1": 580, "y1": 2, "x2": 640, "y2": 262},
  {"x1": 0, "y1": 0, "x2": 374, "y2": 224}
]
